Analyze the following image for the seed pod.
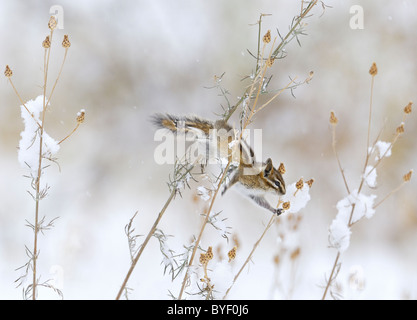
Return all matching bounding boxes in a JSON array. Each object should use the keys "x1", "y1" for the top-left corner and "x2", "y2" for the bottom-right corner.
[
  {"x1": 369, "y1": 62, "x2": 378, "y2": 76},
  {"x1": 62, "y1": 35, "x2": 71, "y2": 48},
  {"x1": 228, "y1": 246, "x2": 237, "y2": 262},
  {"x1": 4, "y1": 65, "x2": 12, "y2": 78},
  {"x1": 42, "y1": 36, "x2": 51, "y2": 48},
  {"x1": 48, "y1": 16, "x2": 57, "y2": 30},
  {"x1": 263, "y1": 30, "x2": 271, "y2": 43}
]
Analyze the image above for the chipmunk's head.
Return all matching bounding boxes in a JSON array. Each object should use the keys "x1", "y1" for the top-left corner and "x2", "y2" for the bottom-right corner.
[{"x1": 262, "y1": 158, "x2": 286, "y2": 195}]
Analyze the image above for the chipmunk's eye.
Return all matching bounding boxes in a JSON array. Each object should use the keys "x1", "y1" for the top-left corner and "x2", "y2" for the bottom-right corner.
[{"x1": 274, "y1": 180, "x2": 281, "y2": 187}]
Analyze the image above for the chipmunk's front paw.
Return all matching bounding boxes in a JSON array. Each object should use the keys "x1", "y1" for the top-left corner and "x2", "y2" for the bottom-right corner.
[{"x1": 275, "y1": 208, "x2": 283, "y2": 216}]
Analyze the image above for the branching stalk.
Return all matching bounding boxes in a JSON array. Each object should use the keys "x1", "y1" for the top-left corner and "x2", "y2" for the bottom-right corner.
[
  {"x1": 115, "y1": 188, "x2": 177, "y2": 300},
  {"x1": 223, "y1": 214, "x2": 276, "y2": 299},
  {"x1": 177, "y1": 159, "x2": 232, "y2": 299}
]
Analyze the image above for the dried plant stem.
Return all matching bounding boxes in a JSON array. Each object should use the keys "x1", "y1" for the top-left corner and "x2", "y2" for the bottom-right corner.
[
  {"x1": 254, "y1": 76, "x2": 297, "y2": 116},
  {"x1": 115, "y1": 188, "x2": 177, "y2": 300},
  {"x1": 331, "y1": 124, "x2": 350, "y2": 194},
  {"x1": 321, "y1": 251, "x2": 340, "y2": 300},
  {"x1": 31, "y1": 30, "x2": 54, "y2": 300},
  {"x1": 177, "y1": 159, "x2": 232, "y2": 300},
  {"x1": 46, "y1": 48, "x2": 68, "y2": 108},
  {"x1": 366, "y1": 76, "x2": 374, "y2": 151},
  {"x1": 322, "y1": 71, "x2": 377, "y2": 300},
  {"x1": 7, "y1": 78, "x2": 41, "y2": 129},
  {"x1": 272, "y1": 0, "x2": 318, "y2": 58},
  {"x1": 58, "y1": 122, "x2": 80, "y2": 145},
  {"x1": 322, "y1": 65, "x2": 400, "y2": 300},
  {"x1": 373, "y1": 181, "x2": 406, "y2": 209},
  {"x1": 254, "y1": 14, "x2": 271, "y2": 75},
  {"x1": 223, "y1": 214, "x2": 276, "y2": 299},
  {"x1": 223, "y1": 0, "x2": 318, "y2": 123}
]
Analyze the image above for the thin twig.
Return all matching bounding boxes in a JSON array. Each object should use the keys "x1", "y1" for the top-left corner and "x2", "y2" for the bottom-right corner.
[
  {"x1": 223, "y1": 214, "x2": 276, "y2": 299},
  {"x1": 321, "y1": 252, "x2": 340, "y2": 300},
  {"x1": 45, "y1": 48, "x2": 68, "y2": 108},
  {"x1": 373, "y1": 181, "x2": 406, "y2": 209},
  {"x1": 7, "y1": 78, "x2": 42, "y2": 129},
  {"x1": 272, "y1": 0, "x2": 318, "y2": 58},
  {"x1": 58, "y1": 123, "x2": 80, "y2": 145},
  {"x1": 115, "y1": 188, "x2": 177, "y2": 300},
  {"x1": 32, "y1": 28, "x2": 54, "y2": 300},
  {"x1": 177, "y1": 159, "x2": 232, "y2": 300},
  {"x1": 331, "y1": 124, "x2": 350, "y2": 194}
]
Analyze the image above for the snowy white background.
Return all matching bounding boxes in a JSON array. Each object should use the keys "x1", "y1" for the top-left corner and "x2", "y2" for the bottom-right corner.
[{"x1": 0, "y1": 0, "x2": 416, "y2": 299}]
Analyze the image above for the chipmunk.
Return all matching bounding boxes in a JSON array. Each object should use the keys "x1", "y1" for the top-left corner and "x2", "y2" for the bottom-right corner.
[{"x1": 152, "y1": 114, "x2": 286, "y2": 215}]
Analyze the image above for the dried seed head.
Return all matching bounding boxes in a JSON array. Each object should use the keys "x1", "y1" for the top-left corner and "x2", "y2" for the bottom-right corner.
[
  {"x1": 296, "y1": 178, "x2": 304, "y2": 190},
  {"x1": 404, "y1": 101, "x2": 413, "y2": 114},
  {"x1": 263, "y1": 30, "x2": 271, "y2": 43},
  {"x1": 290, "y1": 247, "x2": 301, "y2": 260},
  {"x1": 76, "y1": 109, "x2": 85, "y2": 124},
  {"x1": 329, "y1": 111, "x2": 338, "y2": 125},
  {"x1": 396, "y1": 122, "x2": 405, "y2": 134},
  {"x1": 403, "y1": 169, "x2": 413, "y2": 182},
  {"x1": 369, "y1": 62, "x2": 378, "y2": 76},
  {"x1": 306, "y1": 178, "x2": 315, "y2": 188},
  {"x1": 42, "y1": 36, "x2": 51, "y2": 48},
  {"x1": 62, "y1": 35, "x2": 71, "y2": 48},
  {"x1": 282, "y1": 201, "x2": 291, "y2": 211},
  {"x1": 199, "y1": 253, "x2": 208, "y2": 265},
  {"x1": 278, "y1": 163, "x2": 286, "y2": 175},
  {"x1": 273, "y1": 254, "x2": 280, "y2": 265},
  {"x1": 48, "y1": 16, "x2": 57, "y2": 30},
  {"x1": 228, "y1": 246, "x2": 237, "y2": 262},
  {"x1": 306, "y1": 71, "x2": 314, "y2": 84},
  {"x1": 206, "y1": 246, "x2": 213, "y2": 261},
  {"x1": 266, "y1": 57, "x2": 275, "y2": 67},
  {"x1": 4, "y1": 65, "x2": 12, "y2": 78}
]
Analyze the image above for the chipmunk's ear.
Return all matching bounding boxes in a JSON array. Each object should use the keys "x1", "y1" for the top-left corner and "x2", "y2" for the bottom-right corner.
[{"x1": 264, "y1": 158, "x2": 273, "y2": 177}]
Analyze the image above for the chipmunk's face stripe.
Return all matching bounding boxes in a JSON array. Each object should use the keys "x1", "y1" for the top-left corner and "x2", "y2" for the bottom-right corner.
[
  {"x1": 274, "y1": 177, "x2": 286, "y2": 195},
  {"x1": 262, "y1": 164, "x2": 286, "y2": 195}
]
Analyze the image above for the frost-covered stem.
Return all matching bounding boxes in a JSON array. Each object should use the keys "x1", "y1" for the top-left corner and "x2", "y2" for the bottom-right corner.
[
  {"x1": 32, "y1": 29, "x2": 54, "y2": 300},
  {"x1": 223, "y1": 214, "x2": 276, "y2": 299},
  {"x1": 177, "y1": 159, "x2": 232, "y2": 300},
  {"x1": 322, "y1": 252, "x2": 340, "y2": 300},
  {"x1": 115, "y1": 188, "x2": 176, "y2": 300}
]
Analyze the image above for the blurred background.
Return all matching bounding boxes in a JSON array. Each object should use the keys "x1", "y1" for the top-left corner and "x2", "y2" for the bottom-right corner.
[{"x1": 0, "y1": 0, "x2": 416, "y2": 299}]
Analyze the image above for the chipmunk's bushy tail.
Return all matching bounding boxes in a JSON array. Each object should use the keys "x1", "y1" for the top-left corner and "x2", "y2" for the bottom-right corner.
[{"x1": 152, "y1": 113, "x2": 214, "y2": 136}]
